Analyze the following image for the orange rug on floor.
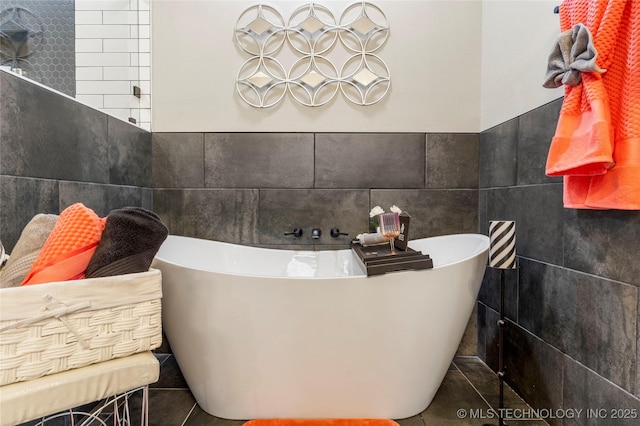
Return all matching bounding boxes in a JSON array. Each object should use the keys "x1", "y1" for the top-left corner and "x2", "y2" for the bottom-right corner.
[{"x1": 243, "y1": 420, "x2": 399, "y2": 426}]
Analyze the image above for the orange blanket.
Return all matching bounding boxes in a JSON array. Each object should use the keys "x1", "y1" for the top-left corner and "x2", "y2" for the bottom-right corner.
[
  {"x1": 546, "y1": 0, "x2": 640, "y2": 209},
  {"x1": 21, "y1": 203, "x2": 105, "y2": 286}
]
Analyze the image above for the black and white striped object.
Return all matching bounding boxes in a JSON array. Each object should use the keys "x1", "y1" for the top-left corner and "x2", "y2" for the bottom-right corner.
[{"x1": 489, "y1": 221, "x2": 516, "y2": 269}]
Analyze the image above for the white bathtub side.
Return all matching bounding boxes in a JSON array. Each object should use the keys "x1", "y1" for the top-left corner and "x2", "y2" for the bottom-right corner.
[{"x1": 153, "y1": 234, "x2": 489, "y2": 419}]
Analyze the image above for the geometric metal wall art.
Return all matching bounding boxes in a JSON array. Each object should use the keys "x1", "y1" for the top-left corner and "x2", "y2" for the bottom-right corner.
[{"x1": 234, "y1": 2, "x2": 390, "y2": 108}]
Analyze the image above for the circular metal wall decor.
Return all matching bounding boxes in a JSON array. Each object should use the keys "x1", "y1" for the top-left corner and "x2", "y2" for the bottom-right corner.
[{"x1": 234, "y1": 1, "x2": 390, "y2": 108}]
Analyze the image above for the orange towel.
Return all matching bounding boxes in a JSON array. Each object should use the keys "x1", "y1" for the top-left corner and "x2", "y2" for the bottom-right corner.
[
  {"x1": 546, "y1": 0, "x2": 640, "y2": 209},
  {"x1": 21, "y1": 203, "x2": 106, "y2": 286},
  {"x1": 243, "y1": 420, "x2": 399, "y2": 426}
]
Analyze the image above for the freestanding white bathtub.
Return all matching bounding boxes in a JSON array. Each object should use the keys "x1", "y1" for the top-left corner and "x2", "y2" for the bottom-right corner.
[{"x1": 152, "y1": 233, "x2": 489, "y2": 420}]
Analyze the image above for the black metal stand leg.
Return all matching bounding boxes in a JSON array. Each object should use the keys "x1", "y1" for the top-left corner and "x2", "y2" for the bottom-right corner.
[{"x1": 498, "y1": 269, "x2": 506, "y2": 426}]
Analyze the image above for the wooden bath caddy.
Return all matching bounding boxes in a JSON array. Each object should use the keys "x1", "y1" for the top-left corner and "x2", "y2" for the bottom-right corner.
[{"x1": 351, "y1": 242, "x2": 433, "y2": 276}]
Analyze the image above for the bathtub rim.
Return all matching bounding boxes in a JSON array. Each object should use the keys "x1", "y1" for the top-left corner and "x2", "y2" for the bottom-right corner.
[{"x1": 153, "y1": 233, "x2": 489, "y2": 280}]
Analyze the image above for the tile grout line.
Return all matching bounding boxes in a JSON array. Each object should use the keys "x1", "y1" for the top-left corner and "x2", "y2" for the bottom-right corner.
[{"x1": 180, "y1": 402, "x2": 198, "y2": 426}]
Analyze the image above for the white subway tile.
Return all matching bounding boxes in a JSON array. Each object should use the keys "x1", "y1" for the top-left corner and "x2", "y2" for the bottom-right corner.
[
  {"x1": 138, "y1": 53, "x2": 150, "y2": 66},
  {"x1": 76, "y1": 39, "x2": 103, "y2": 53},
  {"x1": 75, "y1": 11, "x2": 103, "y2": 25},
  {"x1": 138, "y1": 39, "x2": 150, "y2": 53},
  {"x1": 76, "y1": 1, "x2": 130, "y2": 11},
  {"x1": 76, "y1": 52, "x2": 130, "y2": 67},
  {"x1": 77, "y1": 80, "x2": 132, "y2": 95},
  {"x1": 130, "y1": 25, "x2": 138, "y2": 38},
  {"x1": 76, "y1": 67, "x2": 103, "y2": 80},
  {"x1": 103, "y1": 66, "x2": 139, "y2": 80},
  {"x1": 139, "y1": 109, "x2": 151, "y2": 123},
  {"x1": 103, "y1": 11, "x2": 138, "y2": 25},
  {"x1": 138, "y1": 25, "x2": 150, "y2": 39},
  {"x1": 138, "y1": 0, "x2": 150, "y2": 11},
  {"x1": 104, "y1": 94, "x2": 140, "y2": 108},
  {"x1": 139, "y1": 66, "x2": 150, "y2": 81},
  {"x1": 76, "y1": 25, "x2": 130, "y2": 39},
  {"x1": 104, "y1": 38, "x2": 139, "y2": 52},
  {"x1": 138, "y1": 81, "x2": 150, "y2": 93},
  {"x1": 138, "y1": 11, "x2": 150, "y2": 24},
  {"x1": 75, "y1": 94, "x2": 105, "y2": 109},
  {"x1": 130, "y1": 53, "x2": 138, "y2": 67},
  {"x1": 128, "y1": 109, "x2": 140, "y2": 121},
  {"x1": 138, "y1": 94, "x2": 151, "y2": 109},
  {"x1": 139, "y1": 122, "x2": 151, "y2": 132}
]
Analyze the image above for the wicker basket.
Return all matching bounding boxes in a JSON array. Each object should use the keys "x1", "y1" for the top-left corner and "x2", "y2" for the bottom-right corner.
[{"x1": 0, "y1": 269, "x2": 162, "y2": 386}]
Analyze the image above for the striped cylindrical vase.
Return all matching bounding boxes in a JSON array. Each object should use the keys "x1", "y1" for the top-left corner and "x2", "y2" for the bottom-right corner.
[{"x1": 488, "y1": 220, "x2": 516, "y2": 269}]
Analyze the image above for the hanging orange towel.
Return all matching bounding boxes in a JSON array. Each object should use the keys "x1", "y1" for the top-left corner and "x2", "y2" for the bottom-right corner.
[
  {"x1": 21, "y1": 203, "x2": 106, "y2": 285},
  {"x1": 545, "y1": 0, "x2": 640, "y2": 209}
]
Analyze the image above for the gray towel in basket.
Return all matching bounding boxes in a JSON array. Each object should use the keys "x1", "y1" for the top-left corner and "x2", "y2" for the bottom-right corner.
[
  {"x1": 0, "y1": 214, "x2": 58, "y2": 288},
  {"x1": 85, "y1": 207, "x2": 168, "y2": 278}
]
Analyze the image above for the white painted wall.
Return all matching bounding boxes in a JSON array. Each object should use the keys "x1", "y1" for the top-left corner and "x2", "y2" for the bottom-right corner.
[
  {"x1": 151, "y1": 0, "x2": 482, "y2": 133},
  {"x1": 480, "y1": 0, "x2": 563, "y2": 131},
  {"x1": 151, "y1": 0, "x2": 565, "y2": 133}
]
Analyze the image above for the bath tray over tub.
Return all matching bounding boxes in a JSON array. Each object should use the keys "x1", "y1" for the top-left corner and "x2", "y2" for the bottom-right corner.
[
  {"x1": 351, "y1": 242, "x2": 433, "y2": 276},
  {"x1": 0, "y1": 269, "x2": 162, "y2": 386}
]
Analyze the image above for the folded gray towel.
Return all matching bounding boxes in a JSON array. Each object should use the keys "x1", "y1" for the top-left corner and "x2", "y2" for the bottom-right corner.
[
  {"x1": 85, "y1": 207, "x2": 168, "y2": 278},
  {"x1": 0, "y1": 214, "x2": 58, "y2": 288},
  {"x1": 543, "y1": 23, "x2": 605, "y2": 88}
]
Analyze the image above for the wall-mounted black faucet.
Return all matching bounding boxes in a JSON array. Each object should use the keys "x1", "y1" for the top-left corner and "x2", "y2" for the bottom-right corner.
[
  {"x1": 284, "y1": 228, "x2": 303, "y2": 238},
  {"x1": 330, "y1": 228, "x2": 348, "y2": 238},
  {"x1": 311, "y1": 228, "x2": 322, "y2": 239}
]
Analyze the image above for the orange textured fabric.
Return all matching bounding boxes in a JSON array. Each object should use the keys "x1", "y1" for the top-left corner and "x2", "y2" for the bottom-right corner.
[
  {"x1": 243, "y1": 420, "x2": 399, "y2": 426},
  {"x1": 21, "y1": 203, "x2": 106, "y2": 285},
  {"x1": 546, "y1": 0, "x2": 640, "y2": 209}
]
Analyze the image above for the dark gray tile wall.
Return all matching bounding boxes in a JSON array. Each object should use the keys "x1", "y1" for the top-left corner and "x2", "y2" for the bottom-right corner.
[
  {"x1": 478, "y1": 98, "x2": 640, "y2": 420},
  {"x1": 0, "y1": 70, "x2": 152, "y2": 251},
  {"x1": 152, "y1": 132, "x2": 479, "y2": 250}
]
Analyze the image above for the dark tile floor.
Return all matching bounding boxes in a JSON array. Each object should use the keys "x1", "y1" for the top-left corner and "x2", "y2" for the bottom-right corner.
[{"x1": 144, "y1": 354, "x2": 549, "y2": 426}]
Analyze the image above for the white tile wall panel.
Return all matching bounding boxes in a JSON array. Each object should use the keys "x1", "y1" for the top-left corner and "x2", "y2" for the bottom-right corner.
[
  {"x1": 104, "y1": 38, "x2": 139, "y2": 52},
  {"x1": 138, "y1": 0, "x2": 150, "y2": 11},
  {"x1": 103, "y1": 11, "x2": 138, "y2": 25},
  {"x1": 76, "y1": 39, "x2": 103, "y2": 52},
  {"x1": 139, "y1": 123, "x2": 151, "y2": 131},
  {"x1": 75, "y1": 11, "x2": 103, "y2": 25},
  {"x1": 103, "y1": 66, "x2": 139, "y2": 80},
  {"x1": 76, "y1": 25, "x2": 130, "y2": 39},
  {"x1": 130, "y1": 25, "x2": 139, "y2": 38},
  {"x1": 139, "y1": 11, "x2": 150, "y2": 23},
  {"x1": 76, "y1": 1, "x2": 130, "y2": 11},
  {"x1": 76, "y1": 52, "x2": 130, "y2": 67},
  {"x1": 76, "y1": 67, "x2": 104, "y2": 80},
  {"x1": 77, "y1": 80, "x2": 132, "y2": 95}
]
